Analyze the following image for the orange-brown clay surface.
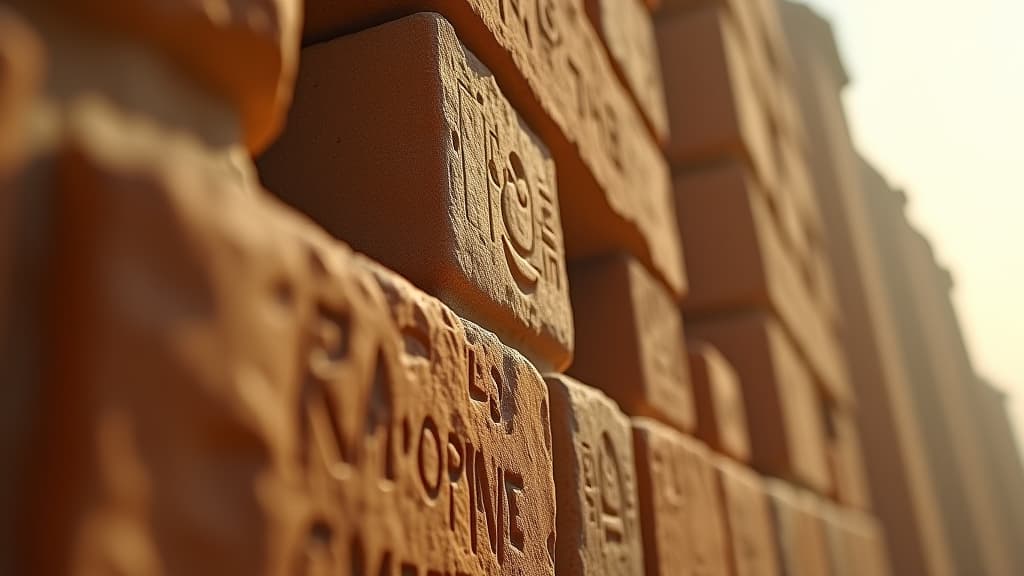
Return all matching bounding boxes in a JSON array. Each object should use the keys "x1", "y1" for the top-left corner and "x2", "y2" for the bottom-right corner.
[
  {"x1": 546, "y1": 374, "x2": 645, "y2": 576},
  {"x1": 260, "y1": 13, "x2": 574, "y2": 372},
  {"x1": 688, "y1": 339, "x2": 750, "y2": 462},
  {"x1": 569, "y1": 253, "x2": 695, "y2": 432}
]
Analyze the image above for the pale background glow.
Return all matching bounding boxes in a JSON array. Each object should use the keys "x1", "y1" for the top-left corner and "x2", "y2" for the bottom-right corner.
[{"x1": 797, "y1": 0, "x2": 1024, "y2": 452}]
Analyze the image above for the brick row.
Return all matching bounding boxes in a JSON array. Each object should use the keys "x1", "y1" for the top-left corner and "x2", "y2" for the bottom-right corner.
[
  {"x1": 299, "y1": 0, "x2": 686, "y2": 297},
  {"x1": 687, "y1": 339, "x2": 750, "y2": 462},
  {"x1": 688, "y1": 312, "x2": 831, "y2": 492}
]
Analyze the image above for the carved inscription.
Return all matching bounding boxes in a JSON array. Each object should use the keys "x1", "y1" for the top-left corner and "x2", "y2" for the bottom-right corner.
[
  {"x1": 291, "y1": 250, "x2": 555, "y2": 576},
  {"x1": 547, "y1": 375, "x2": 643, "y2": 576}
]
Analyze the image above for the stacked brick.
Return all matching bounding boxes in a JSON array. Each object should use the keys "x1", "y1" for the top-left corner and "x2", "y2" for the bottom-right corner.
[
  {"x1": 652, "y1": 7, "x2": 882, "y2": 573},
  {"x1": 3, "y1": 0, "x2": 1017, "y2": 576}
]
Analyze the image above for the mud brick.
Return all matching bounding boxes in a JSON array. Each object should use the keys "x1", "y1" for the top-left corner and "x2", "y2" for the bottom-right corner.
[
  {"x1": 569, "y1": 253, "x2": 695, "y2": 432},
  {"x1": 657, "y1": 0, "x2": 760, "y2": 66},
  {"x1": 675, "y1": 162, "x2": 850, "y2": 404},
  {"x1": 585, "y1": 0, "x2": 669, "y2": 140},
  {"x1": 657, "y1": 6, "x2": 776, "y2": 192},
  {"x1": 301, "y1": 1, "x2": 685, "y2": 297},
  {"x1": 23, "y1": 159, "x2": 557, "y2": 576},
  {"x1": 826, "y1": 408, "x2": 871, "y2": 509},
  {"x1": 688, "y1": 339, "x2": 750, "y2": 461},
  {"x1": 715, "y1": 458, "x2": 781, "y2": 576},
  {"x1": 689, "y1": 313, "x2": 831, "y2": 493},
  {"x1": 824, "y1": 508, "x2": 891, "y2": 576},
  {"x1": 633, "y1": 418, "x2": 730, "y2": 576},
  {"x1": 260, "y1": 14, "x2": 573, "y2": 372},
  {"x1": 766, "y1": 481, "x2": 832, "y2": 576},
  {"x1": 15, "y1": 0, "x2": 300, "y2": 152},
  {"x1": 546, "y1": 374, "x2": 645, "y2": 576}
]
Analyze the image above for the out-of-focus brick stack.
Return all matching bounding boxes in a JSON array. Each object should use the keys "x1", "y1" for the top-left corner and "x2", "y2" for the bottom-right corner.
[
  {"x1": 3, "y1": 0, "x2": 1022, "y2": 575},
  {"x1": 653, "y1": 0, "x2": 887, "y2": 574}
]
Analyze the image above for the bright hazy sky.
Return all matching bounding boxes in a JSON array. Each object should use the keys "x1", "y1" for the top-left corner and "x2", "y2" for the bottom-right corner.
[{"x1": 798, "y1": 0, "x2": 1024, "y2": 450}]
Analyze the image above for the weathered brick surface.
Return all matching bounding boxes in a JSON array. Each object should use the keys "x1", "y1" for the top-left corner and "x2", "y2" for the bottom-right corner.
[
  {"x1": 633, "y1": 418, "x2": 729, "y2": 576},
  {"x1": 259, "y1": 14, "x2": 574, "y2": 372},
  {"x1": 687, "y1": 339, "x2": 750, "y2": 461},
  {"x1": 546, "y1": 374, "x2": 645, "y2": 576},
  {"x1": 675, "y1": 162, "x2": 850, "y2": 404},
  {"x1": 688, "y1": 313, "x2": 830, "y2": 493},
  {"x1": 715, "y1": 458, "x2": 780, "y2": 576},
  {"x1": 23, "y1": 166, "x2": 557, "y2": 576},
  {"x1": 569, "y1": 253, "x2": 695, "y2": 432},
  {"x1": 765, "y1": 481, "x2": 832, "y2": 576},
  {"x1": 585, "y1": 0, "x2": 669, "y2": 140},
  {"x1": 301, "y1": 0, "x2": 686, "y2": 297}
]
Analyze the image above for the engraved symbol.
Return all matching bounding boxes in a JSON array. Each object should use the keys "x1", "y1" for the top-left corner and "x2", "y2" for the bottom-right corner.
[
  {"x1": 599, "y1": 433, "x2": 626, "y2": 543},
  {"x1": 499, "y1": 152, "x2": 541, "y2": 293},
  {"x1": 418, "y1": 416, "x2": 442, "y2": 500},
  {"x1": 458, "y1": 83, "x2": 491, "y2": 237},
  {"x1": 467, "y1": 345, "x2": 504, "y2": 424}
]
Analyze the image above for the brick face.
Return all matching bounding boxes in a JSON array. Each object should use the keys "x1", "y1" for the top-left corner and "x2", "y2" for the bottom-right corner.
[{"x1": 259, "y1": 14, "x2": 574, "y2": 372}]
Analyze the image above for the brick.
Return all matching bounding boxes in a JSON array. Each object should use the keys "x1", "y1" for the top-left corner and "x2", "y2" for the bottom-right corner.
[
  {"x1": 657, "y1": 6, "x2": 776, "y2": 192},
  {"x1": 675, "y1": 162, "x2": 850, "y2": 404},
  {"x1": 301, "y1": 1, "x2": 686, "y2": 297},
  {"x1": 260, "y1": 14, "x2": 573, "y2": 372},
  {"x1": 826, "y1": 408, "x2": 871, "y2": 509},
  {"x1": 823, "y1": 508, "x2": 891, "y2": 576},
  {"x1": 633, "y1": 418, "x2": 729, "y2": 576},
  {"x1": 569, "y1": 253, "x2": 695, "y2": 431},
  {"x1": 715, "y1": 458, "x2": 780, "y2": 576},
  {"x1": 585, "y1": 0, "x2": 669, "y2": 140},
  {"x1": 20, "y1": 0, "x2": 301, "y2": 152},
  {"x1": 765, "y1": 481, "x2": 832, "y2": 576},
  {"x1": 25, "y1": 161, "x2": 557, "y2": 576},
  {"x1": 546, "y1": 374, "x2": 645, "y2": 576},
  {"x1": 687, "y1": 339, "x2": 750, "y2": 461},
  {"x1": 688, "y1": 313, "x2": 831, "y2": 493}
]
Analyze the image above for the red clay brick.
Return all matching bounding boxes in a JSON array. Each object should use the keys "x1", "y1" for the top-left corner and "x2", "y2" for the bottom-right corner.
[
  {"x1": 302, "y1": 1, "x2": 686, "y2": 297},
  {"x1": 688, "y1": 313, "x2": 831, "y2": 493},
  {"x1": 546, "y1": 374, "x2": 645, "y2": 576},
  {"x1": 657, "y1": 6, "x2": 776, "y2": 192},
  {"x1": 688, "y1": 339, "x2": 750, "y2": 461},
  {"x1": 30, "y1": 166, "x2": 557, "y2": 576},
  {"x1": 633, "y1": 418, "x2": 730, "y2": 576},
  {"x1": 715, "y1": 458, "x2": 781, "y2": 576},
  {"x1": 675, "y1": 162, "x2": 850, "y2": 404},
  {"x1": 766, "y1": 481, "x2": 832, "y2": 576},
  {"x1": 585, "y1": 0, "x2": 669, "y2": 140},
  {"x1": 569, "y1": 253, "x2": 695, "y2": 432},
  {"x1": 260, "y1": 14, "x2": 574, "y2": 372}
]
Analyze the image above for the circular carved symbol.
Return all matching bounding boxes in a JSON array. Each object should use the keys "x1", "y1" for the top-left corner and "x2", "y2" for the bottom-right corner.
[{"x1": 501, "y1": 153, "x2": 535, "y2": 255}]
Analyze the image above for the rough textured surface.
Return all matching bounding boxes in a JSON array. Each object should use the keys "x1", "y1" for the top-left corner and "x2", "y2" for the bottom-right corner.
[
  {"x1": 689, "y1": 313, "x2": 830, "y2": 493},
  {"x1": 715, "y1": 458, "x2": 780, "y2": 576},
  {"x1": 10, "y1": 0, "x2": 301, "y2": 152},
  {"x1": 22, "y1": 162, "x2": 556, "y2": 576},
  {"x1": 301, "y1": 0, "x2": 686, "y2": 297},
  {"x1": 585, "y1": 0, "x2": 668, "y2": 141},
  {"x1": 688, "y1": 339, "x2": 750, "y2": 462},
  {"x1": 633, "y1": 418, "x2": 729, "y2": 576},
  {"x1": 675, "y1": 161, "x2": 850, "y2": 405},
  {"x1": 259, "y1": 14, "x2": 574, "y2": 372},
  {"x1": 569, "y1": 253, "x2": 695, "y2": 432},
  {"x1": 546, "y1": 374, "x2": 644, "y2": 576},
  {"x1": 766, "y1": 480, "x2": 832, "y2": 576}
]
